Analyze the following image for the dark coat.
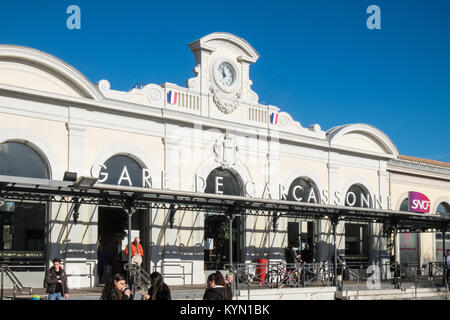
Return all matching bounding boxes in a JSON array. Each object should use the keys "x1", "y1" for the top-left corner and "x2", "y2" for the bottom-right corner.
[
  {"x1": 203, "y1": 286, "x2": 230, "y2": 300},
  {"x1": 225, "y1": 284, "x2": 233, "y2": 300},
  {"x1": 101, "y1": 286, "x2": 131, "y2": 300},
  {"x1": 285, "y1": 247, "x2": 298, "y2": 263},
  {"x1": 301, "y1": 248, "x2": 313, "y2": 263},
  {"x1": 147, "y1": 283, "x2": 171, "y2": 300},
  {"x1": 45, "y1": 266, "x2": 69, "y2": 295}
]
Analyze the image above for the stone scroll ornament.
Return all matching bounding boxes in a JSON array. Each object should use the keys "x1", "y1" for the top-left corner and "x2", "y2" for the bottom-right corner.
[{"x1": 210, "y1": 85, "x2": 240, "y2": 114}]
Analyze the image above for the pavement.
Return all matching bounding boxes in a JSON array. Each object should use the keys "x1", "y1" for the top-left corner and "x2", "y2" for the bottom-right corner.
[
  {"x1": 1, "y1": 284, "x2": 208, "y2": 300},
  {"x1": 2, "y1": 280, "x2": 447, "y2": 300}
]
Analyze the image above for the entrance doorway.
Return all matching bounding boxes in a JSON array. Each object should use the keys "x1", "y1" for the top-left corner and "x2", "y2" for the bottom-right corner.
[
  {"x1": 287, "y1": 220, "x2": 316, "y2": 259},
  {"x1": 345, "y1": 223, "x2": 369, "y2": 263},
  {"x1": 204, "y1": 168, "x2": 244, "y2": 270},
  {"x1": 97, "y1": 207, "x2": 146, "y2": 283}
]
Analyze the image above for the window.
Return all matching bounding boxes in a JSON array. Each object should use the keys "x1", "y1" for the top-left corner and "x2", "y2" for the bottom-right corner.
[
  {"x1": 0, "y1": 142, "x2": 48, "y2": 262},
  {"x1": 287, "y1": 177, "x2": 320, "y2": 203},
  {"x1": 0, "y1": 141, "x2": 48, "y2": 178},
  {"x1": 399, "y1": 198, "x2": 418, "y2": 263},
  {"x1": 345, "y1": 184, "x2": 372, "y2": 208},
  {"x1": 437, "y1": 202, "x2": 450, "y2": 214},
  {"x1": 436, "y1": 202, "x2": 450, "y2": 258},
  {"x1": 99, "y1": 154, "x2": 144, "y2": 187}
]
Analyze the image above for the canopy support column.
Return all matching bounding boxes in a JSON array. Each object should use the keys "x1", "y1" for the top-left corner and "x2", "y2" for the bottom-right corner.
[
  {"x1": 393, "y1": 225, "x2": 399, "y2": 289},
  {"x1": 330, "y1": 214, "x2": 340, "y2": 289},
  {"x1": 124, "y1": 196, "x2": 136, "y2": 293},
  {"x1": 442, "y1": 223, "x2": 447, "y2": 287}
]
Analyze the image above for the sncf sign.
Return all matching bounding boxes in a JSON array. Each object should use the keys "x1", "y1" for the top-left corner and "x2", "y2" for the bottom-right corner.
[{"x1": 409, "y1": 191, "x2": 431, "y2": 213}]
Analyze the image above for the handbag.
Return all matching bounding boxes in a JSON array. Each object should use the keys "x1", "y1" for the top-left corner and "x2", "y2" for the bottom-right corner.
[{"x1": 132, "y1": 254, "x2": 142, "y2": 265}]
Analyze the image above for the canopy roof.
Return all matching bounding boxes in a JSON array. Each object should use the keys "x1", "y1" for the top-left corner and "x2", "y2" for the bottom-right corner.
[{"x1": 0, "y1": 175, "x2": 448, "y2": 233}]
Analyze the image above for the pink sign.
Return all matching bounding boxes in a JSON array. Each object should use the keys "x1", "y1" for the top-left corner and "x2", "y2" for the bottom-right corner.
[{"x1": 408, "y1": 191, "x2": 431, "y2": 213}]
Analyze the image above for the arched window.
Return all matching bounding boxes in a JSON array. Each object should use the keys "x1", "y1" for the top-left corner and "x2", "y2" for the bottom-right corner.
[
  {"x1": 0, "y1": 141, "x2": 48, "y2": 262},
  {"x1": 205, "y1": 168, "x2": 243, "y2": 196},
  {"x1": 437, "y1": 202, "x2": 450, "y2": 214},
  {"x1": 436, "y1": 202, "x2": 450, "y2": 259},
  {"x1": 287, "y1": 177, "x2": 320, "y2": 203},
  {"x1": 98, "y1": 154, "x2": 145, "y2": 187},
  {"x1": 345, "y1": 184, "x2": 372, "y2": 208},
  {"x1": 399, "y1": 198, "x2": 409, "y2": 211},
  {"x1": 0, "y1": 141, "x2": 48, "y2": 178}
]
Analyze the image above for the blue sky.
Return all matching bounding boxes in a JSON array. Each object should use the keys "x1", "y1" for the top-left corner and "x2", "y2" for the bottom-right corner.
[{"x1": 1, "y1": 0, "x2": 449, "y2": 161}]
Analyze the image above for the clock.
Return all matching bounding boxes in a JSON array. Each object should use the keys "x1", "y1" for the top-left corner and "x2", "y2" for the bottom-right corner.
[
  {"x1": 213, "y1": 59, "x2": 239, "y2": 93},
  {"x1": 217, "y1": 62, "x2": 235, "y2": 87}
]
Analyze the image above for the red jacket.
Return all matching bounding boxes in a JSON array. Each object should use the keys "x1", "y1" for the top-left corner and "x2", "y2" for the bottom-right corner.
[{"x1": 125, "y1": 242, "x2": 144, "y2": 257}]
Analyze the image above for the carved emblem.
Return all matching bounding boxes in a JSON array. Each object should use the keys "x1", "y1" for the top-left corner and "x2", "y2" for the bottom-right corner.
[
  {"x1": 213, "y1": 133, "x2": 239, "y2": 168},
  {"x1": 210, "y1": 85, "x2": 240, "y2": 114}
]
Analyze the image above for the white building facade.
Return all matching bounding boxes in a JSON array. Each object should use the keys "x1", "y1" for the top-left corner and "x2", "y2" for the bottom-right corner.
[{"x1": 0, "y1": 33, "x2": 449, "y2": 288}]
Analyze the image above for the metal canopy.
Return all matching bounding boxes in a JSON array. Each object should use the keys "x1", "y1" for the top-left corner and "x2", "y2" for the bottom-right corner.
[{"x1": 0, "y1": 175, "x2": 449, "y2": 232}]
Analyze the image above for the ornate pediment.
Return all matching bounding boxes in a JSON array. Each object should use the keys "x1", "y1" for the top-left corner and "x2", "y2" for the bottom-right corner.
[{"x1": 187, "y1": 32, "x2": 260, "y2": 111}]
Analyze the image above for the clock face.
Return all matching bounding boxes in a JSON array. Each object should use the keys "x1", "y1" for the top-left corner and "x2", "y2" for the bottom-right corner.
[{"x1": 216, "y1": 62, "x2": 235, "y2": 88}]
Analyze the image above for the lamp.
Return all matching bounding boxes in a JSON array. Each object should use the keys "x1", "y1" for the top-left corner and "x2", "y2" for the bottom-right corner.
[
  {"x1": 73, "y1": 176, "x2": 98, "y2": 190},
  {"x1": 63, "y1": 171, "x2": 77, "y2": 182},
  {"x1": 73, "y1": 198, "x2": 81, "y2": 225}
]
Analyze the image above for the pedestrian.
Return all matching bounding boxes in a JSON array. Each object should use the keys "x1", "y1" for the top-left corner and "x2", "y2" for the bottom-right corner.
[
  {"x1": 300, "y1": 243, "x2": 314, "y2": 281},
  {"x1": 225, "y1": 272, "x2": 234, "y2": 300},
  {"x1": 100, "y1": 273, "x2": 132, "y2": 300},
  {"x1": 45, "y1": 258, "x2": 69, "y2": 300},
  {"x1": 97, "y1": 244, "x2": 106, "y2": 283},
  {"x1": 142, "y1": 272, "x2": 171, "y2": 300},
  {"x1": 285, "y1": 242, "x2": 301, "y2": 278},
  {"x1": 203, "y1": 271, "x2": 230, "y2": 300},
  {"x1": 124, "y1": 237, "x2": 144, "y2": 266},
  {"x1": 301, "y1": 243, "x2": 313, "y2": 264}
]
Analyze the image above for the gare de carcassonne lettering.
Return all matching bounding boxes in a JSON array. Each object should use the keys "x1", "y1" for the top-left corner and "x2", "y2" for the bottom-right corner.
[{"x1": 91, "y1": 164, "x2": 393, "y2": 210}]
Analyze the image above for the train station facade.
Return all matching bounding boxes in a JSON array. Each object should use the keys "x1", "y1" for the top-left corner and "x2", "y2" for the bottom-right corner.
[{"x1": 0, "y1": 33, "x2": 449, "y2": 288}]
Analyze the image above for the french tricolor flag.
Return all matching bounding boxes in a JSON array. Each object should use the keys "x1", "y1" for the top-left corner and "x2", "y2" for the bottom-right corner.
[
  {"x1": 270, "y1": 112, "x2": 279, "y2": 125},
  {"x1": 167, "y1": 90, "x2": 178, "y2": 105}
]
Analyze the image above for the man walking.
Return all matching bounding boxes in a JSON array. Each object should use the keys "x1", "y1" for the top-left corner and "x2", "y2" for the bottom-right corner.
[{"x1": 45, "y1": 258, "x2": 69, "y2": 300}]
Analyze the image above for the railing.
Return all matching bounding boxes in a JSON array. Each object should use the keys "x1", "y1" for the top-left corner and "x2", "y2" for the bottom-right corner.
[
  {"x1": 164, "y1": 87, "x2": 201, "y2": 115},
  {"x1": 338, "y1": 261, "x2": 448, "y2": 295},
  {"x1": 248, "y1": 106, "x2": 268, "y2": 125},
  {"x1": 154, "y1": 261, "x2": 194, "y2": 286},
  {"x1": 229, "y1": 261, "x2": 335, "y2": 290},
  {"x1": 124, "y1": 262, "x2": 151, "y2": 293},
  {"x1": 228, "y1": 261, "x2": 448, "y2": 292},
  {"x1": 1, "y1": 264, "x2": 33, "y2": 300},
  {"x1": 429, "y1": 262, "x2": 444, "y2": 277},
  {"x1": 62, "y1": 260, "x2": 95, "y2": 288}
]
